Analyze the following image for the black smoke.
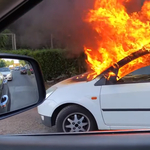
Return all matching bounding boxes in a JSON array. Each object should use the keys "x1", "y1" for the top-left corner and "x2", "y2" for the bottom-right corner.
[
  {"x1": 10, "y1": 0, "x2": 146, "y2": 55},
  {"x1": 10, "y1": 0, "x2": 96, "y2": 55}
]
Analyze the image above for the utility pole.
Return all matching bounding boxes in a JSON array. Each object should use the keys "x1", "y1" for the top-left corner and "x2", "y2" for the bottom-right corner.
[
  {"x1": 12, "y1": 33, "x2": 17, "y2": 50},
  {"x1": 2, "y1": 33, "x2": 17, "y2": 50},
  {"x1": 51, "y1": 34, "x2": 54, "y2": 49}
]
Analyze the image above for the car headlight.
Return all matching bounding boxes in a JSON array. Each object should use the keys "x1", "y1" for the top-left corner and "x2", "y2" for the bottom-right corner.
[
  {"x1": 46, "y1": 86, "x2": 57, "y2": 99},
  {"x1": 7, "y1": 73, "x2": 11, "y2": 77}
]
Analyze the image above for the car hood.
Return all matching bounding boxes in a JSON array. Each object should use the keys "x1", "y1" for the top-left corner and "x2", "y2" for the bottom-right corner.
[
  {"x1": 47, "y1": 49, "x2": 150, "y2": 92},
  {"x1": 0, "y1": 72, "x2": 11, "y2": 75},
  {"x1": 54, "y1": 75, "x2": 88, "y2": 88},
  {"x1": 46, "y1": 74, "x2": 98, "y2": 99},
  {"x1": 51, "y1": 48, "x2": 150, "y2": 90}
]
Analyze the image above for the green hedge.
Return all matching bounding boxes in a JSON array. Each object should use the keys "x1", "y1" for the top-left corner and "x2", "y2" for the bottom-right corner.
[{"x1": 0, "y1": 49, "x2": 87, "y2": 81}]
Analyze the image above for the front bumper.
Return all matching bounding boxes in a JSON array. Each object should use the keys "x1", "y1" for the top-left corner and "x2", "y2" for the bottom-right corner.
[
  {"x1": 38, "y1": 99, "x2": 57, "y2": 127},
  {"x1": 4, "y1": 76, "x2": 12, "y2": 80},
  {"x1": 40, "y1": 115, "x2": 52, "y2": 127},
  {"x1": 21, "y1": 71, "x2": 27, "y2": 74}
]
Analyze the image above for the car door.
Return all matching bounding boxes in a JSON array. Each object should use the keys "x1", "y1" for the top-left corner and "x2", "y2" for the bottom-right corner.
[{"x1": 100, "y1": 65, "x2": 150, "y2": 127}]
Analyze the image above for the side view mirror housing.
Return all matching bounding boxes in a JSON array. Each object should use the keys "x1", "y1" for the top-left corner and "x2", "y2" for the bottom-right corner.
[{"x1": 0, "y1": 53, "x2": 46, "y2": 120}]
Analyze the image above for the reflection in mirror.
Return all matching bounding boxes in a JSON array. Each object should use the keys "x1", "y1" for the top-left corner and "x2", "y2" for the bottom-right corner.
[{"x1": 0, "y1": 58, "x2": 39, "y2": 114}]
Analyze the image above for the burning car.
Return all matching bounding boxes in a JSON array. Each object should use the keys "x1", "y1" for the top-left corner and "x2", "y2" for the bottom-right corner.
[
  {"x1": 38, "y1": 0, "x2": 150, "y2": 132},
  {"x1": 38, "y1": 48, "x2": 150, "y2": 132}
]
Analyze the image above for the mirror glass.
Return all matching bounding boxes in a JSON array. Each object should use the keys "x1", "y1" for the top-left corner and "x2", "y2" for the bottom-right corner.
[{"x1": 0, "y1": 58, "x2": 39, "y2": 114}]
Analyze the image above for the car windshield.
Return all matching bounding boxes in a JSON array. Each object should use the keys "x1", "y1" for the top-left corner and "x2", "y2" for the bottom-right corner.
[
  {"x1": 0, "y1": 68, "x2": 10, "y2": 72},
  {"x1": 21, "y1": 67, "x2": 25, "y2": 69}
]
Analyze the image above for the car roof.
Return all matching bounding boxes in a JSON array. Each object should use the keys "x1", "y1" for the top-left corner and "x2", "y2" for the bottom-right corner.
[
  {"x1": 99, "y1": 48, "x2": 150, "y2": 77},
  {"x1": 0, "y1": 0, "x2": 42, "y2": 32},
  {"x1": 1, "y1": 67, "x2": 9, "y2": 69},
  {"x1": 0, "y1": 67, "x2": 10, "y2": 70}
]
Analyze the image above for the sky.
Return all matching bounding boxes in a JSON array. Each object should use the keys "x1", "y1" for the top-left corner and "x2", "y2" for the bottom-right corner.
[{"x1": 3, "y1": 59, "x2": 19, "y2": 63}]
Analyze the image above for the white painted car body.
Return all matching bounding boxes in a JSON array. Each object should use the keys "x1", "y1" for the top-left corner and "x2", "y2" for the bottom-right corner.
[
  {"x1": 38, "y1": 64, "x2": 150, "y2": 130},
  {"x1": 0, "y1": 69, "x2": 13, "y2": 81},
  {"x1": 38, "y1": 77, "x2": 110, "y2": 130}
]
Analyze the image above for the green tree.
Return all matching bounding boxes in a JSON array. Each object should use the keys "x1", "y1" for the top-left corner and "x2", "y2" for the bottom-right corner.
[
  {"x1": 19, "y1": 60, "x2": 26, "y2": 66},
  {"x1": 10, "y1": 60, "x2": 14, "y2": 65},
  {"x1": 0, "y1": 29, "x2": 11, "y2": 49},
  {"x1": 0, "y1": 60, "x2": 6, "y2": 68},
  {"x1": 5, "y1": 60, "x2": 14, "y2": 67}
]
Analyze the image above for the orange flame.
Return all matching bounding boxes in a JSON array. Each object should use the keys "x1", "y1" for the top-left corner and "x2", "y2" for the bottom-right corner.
[
  {"x1": 105, "y1": 71, "x2": 117, "y2": 80},
  {"x1": 84, "y1": 0, "x2": 150, "y2": 79}
]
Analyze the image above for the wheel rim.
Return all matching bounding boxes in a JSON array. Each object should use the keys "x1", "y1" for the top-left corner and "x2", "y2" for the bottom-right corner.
[{"x1": 62, "y1": 112, "x2": 90, "y2": 132}]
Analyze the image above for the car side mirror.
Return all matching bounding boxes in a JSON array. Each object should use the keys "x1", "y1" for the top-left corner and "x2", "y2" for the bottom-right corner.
[{"x1": 0, "y1": 53, "x2": 45, "y2": 120}]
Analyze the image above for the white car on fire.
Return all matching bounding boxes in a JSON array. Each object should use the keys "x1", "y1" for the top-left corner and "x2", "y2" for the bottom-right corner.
[{"x1": 38, "y1": 49, "x2": 150, "y2": 132}]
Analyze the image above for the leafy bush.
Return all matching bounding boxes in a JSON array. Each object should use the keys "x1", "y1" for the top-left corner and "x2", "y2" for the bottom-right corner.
[
  {"x1": 27, "y1": 70, "x2": 31, "y2": 75},
  {"x1": 0, "y1": 29, "x2": 13, "y2": 49},
  {"x1": 0, "y1": 49, "x2": 87, "y2": 81},
  {"x1": 0, "y1": 59, "x2": 6, "y2": 67}
]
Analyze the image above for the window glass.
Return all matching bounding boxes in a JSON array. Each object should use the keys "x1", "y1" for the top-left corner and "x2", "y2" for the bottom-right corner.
[
  {"x1": 117, "y1": 66, "x2": 150, "y2": 83},
  {"x1": 0, "y1": 0, "x2": 24, "y2": 19},
  {"x1": 0, "y1": 67, "x2": 10, "y2": 72}
]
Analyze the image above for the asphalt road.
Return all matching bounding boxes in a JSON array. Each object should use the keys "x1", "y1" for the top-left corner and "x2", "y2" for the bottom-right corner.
[
  {"x1": 0, "y1": 108, "x2": 56, "y2": 135},
  {"x1": 8, "y1": 71, "x2": 39, "y2": 111}
]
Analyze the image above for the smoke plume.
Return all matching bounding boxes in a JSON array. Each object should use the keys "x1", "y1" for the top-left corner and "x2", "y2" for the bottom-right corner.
[{"x1": 10, "y1": 0, "x2": 145, "y2": 55}]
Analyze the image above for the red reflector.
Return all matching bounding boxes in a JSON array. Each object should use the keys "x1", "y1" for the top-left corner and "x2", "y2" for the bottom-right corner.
[{"x1": 91, "y1": 97, "x2": 97, "y2": 100}]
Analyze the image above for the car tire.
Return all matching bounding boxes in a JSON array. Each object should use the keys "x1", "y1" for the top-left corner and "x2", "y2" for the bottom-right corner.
[{"x1": 56, "y1": 105, "x2": 97, "y2": 132}]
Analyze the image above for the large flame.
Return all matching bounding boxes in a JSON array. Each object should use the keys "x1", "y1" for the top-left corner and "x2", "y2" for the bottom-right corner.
[{"x1": 84, "y1": 0, "x2": 150, "y2": 80}]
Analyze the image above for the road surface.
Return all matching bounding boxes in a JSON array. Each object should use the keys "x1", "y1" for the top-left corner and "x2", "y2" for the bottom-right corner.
[
  {"x1": 0, "y1": 108, "x2": 56, "y2": 135},
  {"x1": 8, "y1": 70, "x2": 39, "y2": 111}
]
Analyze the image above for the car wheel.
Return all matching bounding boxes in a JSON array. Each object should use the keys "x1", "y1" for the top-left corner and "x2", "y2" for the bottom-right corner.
[{"x1": 56, "y1": 105, "x2": 97, "y2": 132}]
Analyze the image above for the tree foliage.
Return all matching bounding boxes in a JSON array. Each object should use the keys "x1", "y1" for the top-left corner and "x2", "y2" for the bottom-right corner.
[
  {"x1": 0, "y1": 29, "x2": 12, "y2": 49},
  {"x1": 0, "y1": 59, "x2": 6, "y2": 68},
  {"x1": 5, "y1": 60, "x2": 14, "y2": 67},
  {"x1": 0, "y1": 49, "x2": 87, "y2": 81},
  {"x1": 19, "y1": 60, "x2": 26, "y2": 66}
]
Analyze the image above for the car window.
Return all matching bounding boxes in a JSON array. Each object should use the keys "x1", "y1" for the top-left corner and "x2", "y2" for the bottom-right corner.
[
  {"x1": 0, "y1": 68, "x2": 10, "y2": 72},
  {"x1": 116, "y1": 66, "x2": 150, "y2": 84},
  {"x1": 21, "y1": 67, "x2": 25, "y2": 69}
]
